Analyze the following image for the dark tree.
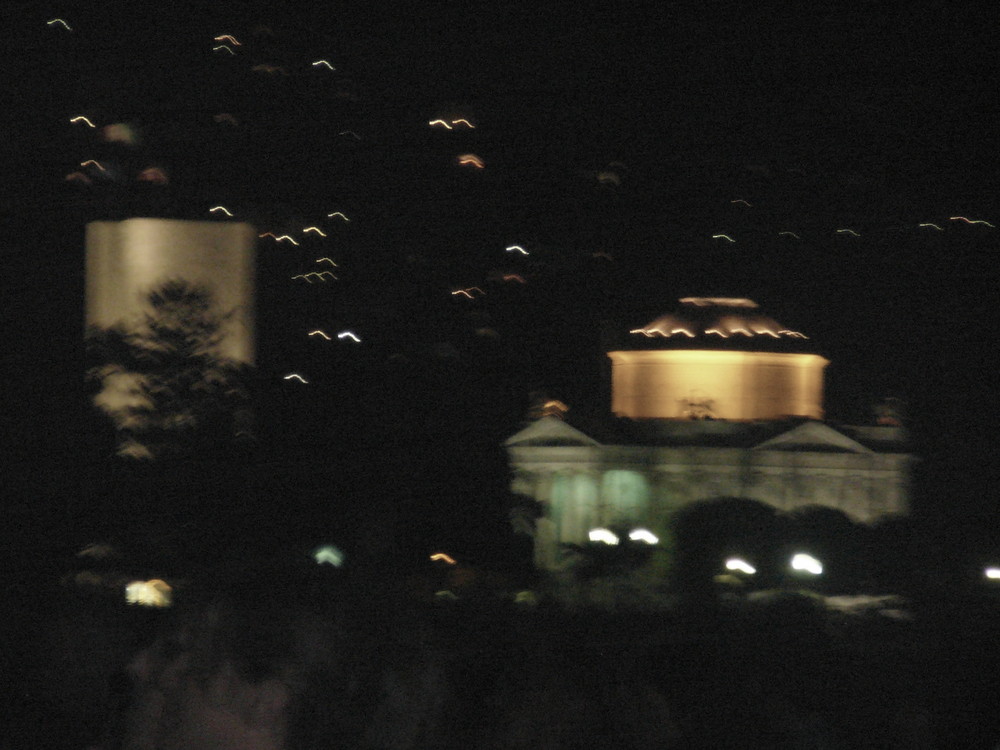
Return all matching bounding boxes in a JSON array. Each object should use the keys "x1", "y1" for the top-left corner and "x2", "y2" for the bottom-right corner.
[{"x1": 86, "y1": 280, "x2": 252, "y2": 461}]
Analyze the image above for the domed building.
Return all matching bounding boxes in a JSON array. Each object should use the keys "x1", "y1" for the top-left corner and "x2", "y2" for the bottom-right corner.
[{"x1": 505, "y1": 298, "x2": 911, "y2": 572}]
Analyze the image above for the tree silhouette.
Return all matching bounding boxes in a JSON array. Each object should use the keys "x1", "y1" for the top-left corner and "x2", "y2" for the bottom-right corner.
[{"x1": 86, "y1": 280, "x2": 252, "y2": 461}]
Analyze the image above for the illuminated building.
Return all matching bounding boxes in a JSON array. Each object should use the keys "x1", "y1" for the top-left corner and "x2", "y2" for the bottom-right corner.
[
  {"x1": 505, "y1": 298, "x2": 912, "y2": 571},
  {"x1": 85, "y1": 219, "x2": 256, "y2": 447}
]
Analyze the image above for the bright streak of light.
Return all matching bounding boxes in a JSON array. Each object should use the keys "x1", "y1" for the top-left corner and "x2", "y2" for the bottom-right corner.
[
  {"x1": 628, "y1": 528, "x2": 659, "y2": 545},
  {"x1": 985, "y1": 567, "x2": 1000, "y2": 580},
  {"x1": 712, "y1": 234, "x2": 735, "y2": 243},
  {"x1": 791, "y1": 553, "x2": 823, "y2": 575},
  {"x1": 312, "y1": 59, "x2": 335, "y2": 69},
  {"x1": 502, "y1": 274, "x2": 526, "y2": 283},
  {"x1": 313, "y1": 545, "x2": 344, "y2": 567},
  {"x1": 259, "y1": 232, "x2": 277, "y2": 239},
  {"x1": 451, "y1": 287, "x2": 484, "y2": 299},
  {"x1": 950, "y1": 216, "x2": 995, "y2": 227},
  {"x1": 327, "y1": 212, "x2": 350, "y2": 221},
  {"x1": 276, "y1": 235, "x2": 300, "y2": 245},
  {"x1": 430, "y1": 553, "x2": 456, "y2": 564},
  {"x1": 778, "y1": 231, "x2": 801, "y2": 239},
  {"x1": 81, "y1": 159, "x2": 105, "y2": 172},
  {"x1": 291, "y1": 272, "x2": 337, "y2": 283},
  {"x1": 452, "y1": 290, "x2": 474, "y2": 299},
  {"x1": 47, "y1": 18, "x2": 72, "y2": 30},
  {"x1": 731, "y1": 199, "x2": 753, "y2": 207},
  {"x1": 588, "y1": 528, "x2": 620, "y2": 545},
  {"x1": 125, "y1": 579, "x2": 171, "y2": 608},
  {"x1": 308, "y1": 330, "x2": 332, "y2": 340},
  {"x1": 457, "y1": 154, "x2": 485, "y2": 168},
  {"x1": 451, "y1": 119, "x2": 475, "y2": 128},
  {"x1": 284, "y1": 373, "x2": 308, "y2": 383},
  {"x1": 835, "y1": 228, "x2": 860, "y2": 237},
  {"x1": 338, "y1": 331, "x2": 361, "y2": 343},
  {"x1": 725, "y1": 558, "x2": 757, "y2": 575},
  {"x1": 209, "y1": 206, "x2": 233, "y2": 216},
  {"x1": 70, "y1": 116, "x2": 95, "y2": 127},
  {"x1": 303, "y1": 226, "x2": 327, "y2": 237},
  {"x1": 315, "y1": 257, "x2": 338, "y2": 266},
  {"x1": 918, "y1": 223, "x2": 943, "y2": 230},
  {"x1": 213, "y1": 45, "x2": 236, "y2": 55},
  {"x1": 429, "y1": 119, "x2": 453, "y2": 129},
  {"x1": 505, "y1": 245, "x2": 528, "y2": 255},
  {"x1": 213, "y1": 34, "x2": 241, "y2": 45}
]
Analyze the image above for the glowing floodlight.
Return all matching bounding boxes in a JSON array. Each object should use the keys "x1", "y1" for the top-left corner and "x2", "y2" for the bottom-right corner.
[
  {"x1": 125, "y1": 579, "x2": 172, "y2": 608},
  {"x1": 790, "y1": 553, "x2": 823, "y2": 575},
  {"x1": 628, "y1": 528, "x2": 659, "y2": 545},
  {"x1": 588, "y1": 528, "x2": 620, "y2": 545},
  {"x1": 312, "y1": 544, "x2": 344, "y2": 567},
  {"x1": 985, "y1": 567, "x2": 1000, "y2": 580},
  {"x1": 725, "y1": 558, "x2": 757, "y2": 575}
]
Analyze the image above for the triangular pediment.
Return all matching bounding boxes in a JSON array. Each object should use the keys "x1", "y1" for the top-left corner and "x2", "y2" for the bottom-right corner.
[
  {"x1": 753, "y1": 421, "x2": 873, "y2": 453},
  {"x1": 504, "y1": 417, "x2": 601, "y2": 447}
]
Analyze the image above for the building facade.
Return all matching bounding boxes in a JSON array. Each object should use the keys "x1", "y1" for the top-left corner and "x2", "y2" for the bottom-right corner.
[{"x1": 505, "y1": 299, "x2": 912, "y2": 571}]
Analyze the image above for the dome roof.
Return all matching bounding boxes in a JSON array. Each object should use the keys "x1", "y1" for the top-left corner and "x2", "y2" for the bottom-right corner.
[{"x1": 624, "y1": 298, "x2": 812, "y2": 351}]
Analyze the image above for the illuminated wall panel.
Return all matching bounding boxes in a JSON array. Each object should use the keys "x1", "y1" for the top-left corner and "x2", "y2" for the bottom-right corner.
[
  {"x1": 85, "y1": 219, "x2": 257, "y2": 363},
  {"x1": 608, "y1": 350, "x2": 829, "y2": 421}
]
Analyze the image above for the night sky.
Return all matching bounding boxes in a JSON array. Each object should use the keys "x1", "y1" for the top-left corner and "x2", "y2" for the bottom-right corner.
[{"x1": 2, "y1": 2, "x2": 997, "y2": 541}]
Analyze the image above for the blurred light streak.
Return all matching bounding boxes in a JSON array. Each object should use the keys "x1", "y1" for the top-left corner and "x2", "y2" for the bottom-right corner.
[
  {"x1": 284, "y1": 373, "x2": 308, "y2": 383},
  {"x1": 918, "y1": 223, "x2": 943, "y2": 230},
  {"x1": 315, "y1": 257, "x2": 338, "y2": 266},
  {"x1": 213, "y1": 34, "x2": 241, "y2": 45},
  {"x1": 339, "y1": 131, "x2": 361, "y2": 139},
  {"x1": 430, "y1": 553, "x2": 456, "y2": 564},
  {"x1": 429, "y1": 119, "x2": 453, "y2": 129},
  {"x1": 451, "y1": 119, "x2": 475, "y2": 128},
  {"x1": 47, "y1": 18, "x2": 72, "y2": 31},
  {"x1": 338, "y1": 331, "x2": 361, "y2": 342},
  {"x1": 259, "y1": 232, "x2": 278, "y2": 239},
  {"x1": 502, "y1": 274, "x2": 526, "y2": 283},
  {"x1": 312, "y1": 60, "x2": 335, "y2": 70},
  {"x1": 835, "y1": 228, "x2": 860, "y2": 236},
  {"x1": 81, "y1": 159, "x2": 106, "y2": 172},
  {"x1": 778, "y1": 231, "x2": 801, "y2": 239},
  {"x1": 303, "y1": 226, "x2": 327, "y2": 236},
  {"x1": 791, "y1": 553, "x2": 823, "y2": 575},
  {"x1": 950, "y1": 216, "x2": 995, "y2": 227},
  {"x1": 457, "y1": 154, "x2": 485, "y2": 168},
  {"x1": 213, "y1": 45, "x2": 236, "y2": 55},
  {"x1": 628, "y1": 529, "x2": 659, "y2": 545},
  {"x1": 125, "y1": 579, "x2": 172, "y2": 607},
  {"x1": 65, "y1": 171, "x2": 92, "y2": 184},
  {"x1": 725, "y1": 558, "x2": 756, "y2": 575},
  {"x1": 137, "y1": 167, "x2": 168, "y2": 183},
  {"x1": 985, "y1": 567, "x2": 1000, "y2": 580},
  {"x1": 327, "y1": 212, "x2": 350, "y2": 221},
  {"x1": 209, "y1": 206, "x2": 234, "y2": 216},
  {"x1": 505, "y1": 245, "x2": 527, "y2": 255},
  {"x1": 588, "y1": 528, "x2": 619, "y2": 545},
  {"x1": 308, "y1": 330, "x2": 332, "y2": 340},
  {"x1": 731, "y1": 199, "x2": 753, "y2": 207},
  {"x1": 70, "y1": 116, "x2": 95, "y2": 127},
  {"x1": 292, "y1": 271, "x2": 337, "y2": 282},
  {"x1": 712, "y1": 234, "x2": 735, "y2": 243},
  {"x1": 276, "y1": 235, "x2": 300, "y2": 245}
]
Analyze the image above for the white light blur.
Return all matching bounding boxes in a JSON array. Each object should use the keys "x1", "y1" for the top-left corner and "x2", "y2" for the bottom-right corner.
[
  {"x1": 125, "y1": 579, "x2": 172, "y2": 608},
  {"x1": 985, "y1": 567, "x2": 1000, "y2": 580},
  {"x1": 338, "y1": 331, "x2": 361, "y2": 343},
  {"x1": 790, "y1": 553, "x2": 823, "y2": 575},
  {"x1": 312, "y1": 545, "x2": 344, "y2": 567},
  {"x1": 588, "y1": 528, "x2": 619, "y2": 545},
  {"x1": 725, "y1": 558, "x2": 757, "y2": 575},
  {"x1": 628, "y1": 528, "x2": 659, "y2": 545},
  {"x1": 505, "y1": 245, "x2": 528, "y2": 255}
]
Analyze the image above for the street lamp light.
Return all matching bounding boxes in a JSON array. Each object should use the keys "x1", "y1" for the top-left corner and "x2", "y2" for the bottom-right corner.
[
  {"x1": 628, "y1": 528, "x2": 659, "y2": 545},
  {"x1": 588, "y1": 528, "x2": 620, "y2": 545},
  {"x1": 725, "y1": 557, "x2": 757, "y2": 576},
  {"x1": 790, "y1": 553, "x2": 823, "y2": 575}
]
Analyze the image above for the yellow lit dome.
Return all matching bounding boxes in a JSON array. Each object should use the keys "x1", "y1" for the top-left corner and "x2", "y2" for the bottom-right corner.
[{"x1": 609, "y1": 299, "x2": 828, "y2": 421}]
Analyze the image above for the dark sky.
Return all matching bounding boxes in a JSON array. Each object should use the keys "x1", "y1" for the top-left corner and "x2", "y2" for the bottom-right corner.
[{"x1": 2, "y1": 2, "x2": 997, "y2": 525}]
